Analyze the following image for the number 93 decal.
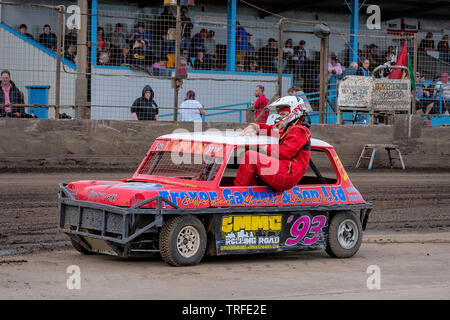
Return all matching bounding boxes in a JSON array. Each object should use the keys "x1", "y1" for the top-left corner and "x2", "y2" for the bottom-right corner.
[{"x1": 285, "y1": 215, "x2": 327, "y2": 246}]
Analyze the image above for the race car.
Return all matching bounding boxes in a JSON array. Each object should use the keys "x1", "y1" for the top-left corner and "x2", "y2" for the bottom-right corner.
[{"x1": 58, "y1": 131, "x2": 372, "y2": 266}]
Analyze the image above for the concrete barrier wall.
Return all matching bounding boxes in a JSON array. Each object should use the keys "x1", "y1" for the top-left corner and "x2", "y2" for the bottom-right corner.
[{"x1": 0, "y1": 117, "x2": 449, "y2": 171}]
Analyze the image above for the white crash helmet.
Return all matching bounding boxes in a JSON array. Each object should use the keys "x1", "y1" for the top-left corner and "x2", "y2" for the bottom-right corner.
[{"x1": 267, "y1": 96, "x2": 307, "y2": 127}]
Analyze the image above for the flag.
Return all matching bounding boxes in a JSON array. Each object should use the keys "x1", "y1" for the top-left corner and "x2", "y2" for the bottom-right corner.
[
  {"x1": 406, "y1": 53, "x2": 415, "y2": 90},
  {"x1": 389, "y1": 42, "x2": 407, "y2": 79}
]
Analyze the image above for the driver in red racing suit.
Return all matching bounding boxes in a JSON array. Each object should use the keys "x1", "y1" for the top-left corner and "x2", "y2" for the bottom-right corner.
[{"x1": 234, "y1": 96, "x2": 311, "y2": 192}]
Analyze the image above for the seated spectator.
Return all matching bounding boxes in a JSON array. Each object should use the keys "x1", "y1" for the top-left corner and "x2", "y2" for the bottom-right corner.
[
  {"x1": 111, "y1": 23, "x2": 128, "y2": 49},
  {"x1": 328, "y1": 53, "x2": 343, "y2": 77},
  {"x1": 244, "y1": 55, "x2": 258, "y2": 72},
  {"x1": 64, "y1": 45, "x2": 77, "y2": 63},
  {"x1": 415, "y1": 72, "x2": 434, "y2": 114},
  {"x1": 193, "y1": 51, "x2": 209, "y2": 70},
  {"x1": 130, "y1": 40, "x2": 148, "y2": 67},
  {"x1": 246, "y1": 33, "x2": 256, "y2": 59},
  {"x1": 204, "y1": 30, "x2": 216, "y2": 65},
  {"x1": 419, "y1": 32, "x2": 435, "y2": 52},
  {"x1": 116, "y1": 46, "x2": 131, "y2": 66},
  {"x1": 356, "y1": 59, "x2": 371, "y2": 76},
  {"x1": 191, "y1": 29, "x2": 207, "y2": 58},
  {"x1": 98, "y1": 51, "x2": 111, "y2": 65},
  {"x1": 180, "y1": 48, "x2": 193, "y2": 68},
  {"x1": 343, "y1": 61, "x2": 359, "y2": 77},
  {"x1": 65, "y1": 27, "x2": 77, "y2": 49},
  {"x1": 236, "y1": 21, "x2": 248, "y2": 65},
  {"x1": 39, "y1": 24, "x2": 57, "y2": 50},
  {"x1": 283, "y1": 38, "x2": 295, "y2": 73},
  {"x1": 178, "y1": 90, "x2": 205, "y2": 122},
  {"x1": 18, "y1": 24, "x2": 34, "y2": 40},
  {"x1": 434, "y1": 73, "x2": 450, "y2": 114},
  {"x1": 257, "y1": 38, "x2": 278, "y2": 73},
  {"x1": 152, "y1": 56, "x2": 168, "y2": 70},
  {"x1": 97, "y1": 27, "x2": 110, "y2": 53},
  {"x1": 130, "y1": 23, "x2": 151, "y2": 52},
  {"x1": 366, "y1": 44, "x2": 380, "y2": 70},
  {"x1": 0, "y1": 70, "x2": 35, "y2": 118},
  {"x1": 437, "y1": 34, "x2": 449, "y2": 63}
]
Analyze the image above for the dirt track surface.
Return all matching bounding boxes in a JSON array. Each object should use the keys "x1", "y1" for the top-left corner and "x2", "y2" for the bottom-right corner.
[
  {"x1": 1, "y1": 170, "x2": 450, "y2": 299},
  {"x1": 1, "y1": 170, "x2": 450, "y2": 254}
]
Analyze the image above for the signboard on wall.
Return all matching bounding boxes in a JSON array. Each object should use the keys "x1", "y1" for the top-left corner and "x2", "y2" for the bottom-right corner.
[
  {"x1": 337, "y1": 76, "x2": 373, "y2": 107},
  {"x1": 372, "y1": 79, "x2": 411, "y2": 111}
]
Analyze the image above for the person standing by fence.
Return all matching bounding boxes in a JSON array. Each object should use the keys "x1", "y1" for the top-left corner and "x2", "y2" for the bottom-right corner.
[
  {"x1": 178, "y1": 90, "x2": 205, "y2": 122},
  {"x1": 251, "y1": 85, "x2": 269, "y2": 124},
  {"x1": 131, "y1": 85, "x2": 159, "y2": 120}
]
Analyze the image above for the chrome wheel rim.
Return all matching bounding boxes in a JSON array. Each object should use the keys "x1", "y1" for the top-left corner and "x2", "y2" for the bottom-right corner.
[
  {"x1": 176, "y1": 226, "x2": 200, "y2": 258},
  {"x1": 337, "y1": 219, "x2": 359, "y2": 249}
]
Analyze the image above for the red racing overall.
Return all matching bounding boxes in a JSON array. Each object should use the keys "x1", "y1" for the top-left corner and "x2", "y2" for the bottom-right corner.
[{"x1": 234, "y1": 122, "x2": 311, "y2": 192}]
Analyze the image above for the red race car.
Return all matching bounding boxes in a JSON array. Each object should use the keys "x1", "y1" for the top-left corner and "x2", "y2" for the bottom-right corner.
[{"x1": 59, "y1": 131, "x2": 372, "y2": 266}]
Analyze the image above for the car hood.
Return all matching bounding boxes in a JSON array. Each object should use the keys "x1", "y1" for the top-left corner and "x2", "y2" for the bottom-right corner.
[{"x1": 67, "y1": 180, "x2": 210, "y2": 208}]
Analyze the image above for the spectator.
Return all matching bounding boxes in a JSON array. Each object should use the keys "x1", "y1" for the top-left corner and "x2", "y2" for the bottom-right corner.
[
  {"x1": 163, "y1": 27, "x2": 176, "y2": 67},
  {"x1": 328, "y1": 53, "x2": 343, "y2": 77},
  {"x1": 64, "y1": 27, "x2": 77, "y2": 49},
  {"x1": 39, "y1": 24, "x2": 57, "y2": 50},
  {"x1": 98, "y1": 51, "x2": 111, "y2": 65},
  {"x1": 193, "y1": 51, "x2": 209, "y2": 70},
  {"x1": 204, "y1": 30, "x2": 216, "y2": 65},
  {"x1": 181, "y1": 48, "x2": 193, "y2": 69},
  {"x1": 130, "y1": 40, "x2": 148, "y2": 67},
  {"x1": 97, "y1": 27, "x2": 110, "y2": 54},
  {"x1": 130, "y1": 23, "x2": 151, "y2": 52},
  {"x1": 131, "y1": 85, "x2": 158, "y2": 120},
  {"x1": 294, "y1": 40, "x2": 307, "y2": 62},
  {"x1": 18, "y1": 24, "x2": 34, "y2": 40},
  {"x1": 366, "y1": 44, "x2": 380, "y2": 70},
  {"x1": 343, "y1": 61, "x2": 359, "y2": 76},
  {"x1": 419, "y1": 32, "x2": 435, "y2": 52},
  {"x1": 434, "y1": 73, "x2": 450, "y2": 114},
  {"x1": 257, "y1": 38, "x2": 278, "y2": 73},
  {"x1": 111, "y1": 23, "x2": 128, "y2": 49},
  {"x1": 116, "y1": 46, "x2": 131, "y2": 65},
  {"x1": 180, "y1": 6, "x2": 193, "y2": 51},
  {"x1": 0, "y1": 70, "x2": 25, "y2": 118},
  {"x1": 251, "y1": 85, "x2": 269, "y2": 124},
  {"x1": 246, "y1": 33, "x2": 256, "y2": 59},
  {"x1": 244, "y1": 55, "x2": 258, "y2": 72},
  {"x1": 356, "y1": 59, "x2": 371, "y2": 76},
  {"x1": 437, "y1": 34, "x2": 449, "y2": 63},
  {"x1": 283, "y1": 38, "x2": 295, "y2": 73},
  {"x1": 415, "y1": 72, "x2": 434, "y2": 114},
  {"x1": 179, "y1": 57, "x2": 192, "y2": 71},
  {"x1": 152, "y1": 56, "x2": 167, "y2": 69},
  {"x1": 191, "y1": 28, "x2": 208, "y2": 58},
  {"x1": 178, "y1": 90, "x2": 205, "y2": 122},
  {"x1": 64, "y1": 44, "x2": 77, "y2": 63},
  {"x1": 152, "y1": 6, "x2": 176, "y2": 57},
  {"x1": 236, "y1": 21, "x2": 248, "y2": 65}
]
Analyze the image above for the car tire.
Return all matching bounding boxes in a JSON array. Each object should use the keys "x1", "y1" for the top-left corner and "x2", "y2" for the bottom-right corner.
[
  {"x1": 159, "y1": 215, "x2": 207, "y2": 266},
  {"x1": 326, "y1": 211, "x2": 362, "y2": 258},
  {"x1": 70, "y1": 238, "x2": 93, "y2": 255}
]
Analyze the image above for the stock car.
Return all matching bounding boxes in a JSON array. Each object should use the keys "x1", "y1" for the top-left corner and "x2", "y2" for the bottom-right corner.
[{"x1": 58, "y1": 131, "x2": 372, "y2": 266}]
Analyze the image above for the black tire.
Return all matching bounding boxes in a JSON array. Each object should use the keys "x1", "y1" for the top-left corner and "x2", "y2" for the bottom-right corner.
[
  {"x1": 159, "y1": 215, "x2": 207, "y2": 266},
  {"x1": 70, "y1": 238, "x2": 93, "y2": 255},
  {"x1": 326, "y1": 211, "x2": 363, "y2": 258}
]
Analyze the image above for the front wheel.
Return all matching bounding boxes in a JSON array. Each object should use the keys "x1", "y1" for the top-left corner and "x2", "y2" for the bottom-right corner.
[
  {"x1": 159, "y1": 215, "x2": 207, "y2": 266},
  {"x1": 326, "y1": 211, "x2": 362, "y2": 258}
]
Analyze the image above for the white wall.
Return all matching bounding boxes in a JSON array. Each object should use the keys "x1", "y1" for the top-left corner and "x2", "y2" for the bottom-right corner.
[
  {"x1": 91, "y1": 66, "x2": 292, "y2": 122},
  {"x1": 0, "y1": 24, "x2": 77, "y2": 118}
]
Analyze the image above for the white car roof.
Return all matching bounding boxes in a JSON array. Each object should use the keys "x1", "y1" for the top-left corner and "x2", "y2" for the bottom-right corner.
[{"x1": 158, "y1": 131, "x2": 332, "y2": 147}]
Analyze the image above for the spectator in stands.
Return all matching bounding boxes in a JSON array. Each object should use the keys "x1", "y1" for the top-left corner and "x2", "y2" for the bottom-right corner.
[
  {"x1": 204, "y1": 30, "x2": 216, "y2": 62},
  {"x1": 283, "y1": 38, "x2": 295, "y2": 73},
  {"x1": 152, "y1": 6, "x2": 176, "y2": 57},
  {"x1": 246, "y1": 33, "x2": 256, "y2": 59},
  {"x1": 178, "y1": 90, "x2": 205, "y2": 122},
  {"x1": 97, "y1": 27, "x2": 110, "y2": 55},
  {"x1": 179, "y1": 57, "x2": 192, "y2": 71},
  {"x1": 415, "y1": 72, "x2": 434, "y2": 114},
  {"x1": 328, "y1": 53, "x2": 343, "y2": 77},
  {"x1": 437, "y1": 34, "x2": 449, "y2": 63},
  {"x1": 131, "y1": 85, "x2": 158, "y2": 121},
  {"x1": 366, "y1": 44, "x2": 380, "y2": 70},
  {"x1": 236, "y1": 21, "x2": 248, "y2": 66},
  {"x1": 111, "y1": 23, "x2": 127, "y2": 49},
  {"x1": 64, "y1": 45, "x2": 77, "y2": 63},
  {"x1": 39, "y1": 24, "x2": 57, "y2": 50},
  {"x1": 180, "y1": 6, "x2": 193, "y2": 51},
  {"x1": 419, "y1": 32, "x2": 435, "y2": 52},
  {"x1": 18, "y1": 24, "x2": 34, "y2": 40},
  {"x1": 251, "y1": 85, "x2": 269, "y2": 124},
  {"x1": 117, "y1": 47, "x2": 131, "y2": 65},
  {"x1": 65, "y1": 27, "x2": 77, "y2": 49},
  {"x1": 130, "y1": 23, "x2": 151, "y2": 52},
  {"x1": 191, "y1": 29, "x2": 208, "y2": 58},
  {"x1": 152, "y1": 56, "x2": 167, "y2": 70},
  {"x1": 343, "y1": 61, "x2": 359, "y2": 77},
  {"x1": 0, "y1": 70, "x2": 26, "y2": 118},
  {"x1": 130, "y1": 40, "x2": 148, "y2": 67},
  {"x1": 434, "y1": 73, "x2": 450, "y2": 114},
  {"x1": 193, "y1": 51, "x2": 209, "y2": 70},
  {"x1": 356, "y1": 59, "x2": 371, "y2": 76},
  {"x1": 257, "y1": 38, "x2": 278, "y2": 73},
  {"x1": 181, "y1": 48, "x2": 193, "y2": 69},
  {"x1": 294, "y1": 40, "x2": 307, "y2": 62},
  {"x1": 98, "y1": 51, "x2": 111, "y2": 65}
]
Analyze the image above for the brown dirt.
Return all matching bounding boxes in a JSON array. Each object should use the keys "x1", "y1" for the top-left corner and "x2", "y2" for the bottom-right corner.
[{"x1": 0, "y1": 170, "x2": 449, "y2": 255}]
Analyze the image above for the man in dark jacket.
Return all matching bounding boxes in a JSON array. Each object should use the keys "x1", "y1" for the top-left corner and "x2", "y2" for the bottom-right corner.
[
  {"x1": 0, "y1": 70, "x2": 26, "y2": 118},
  {"x1": 39, "y1": 24, "x2": 57, "y2": 50},
  {"x1": 131, "y1": 85, "x2": 159, "y2": 120}
]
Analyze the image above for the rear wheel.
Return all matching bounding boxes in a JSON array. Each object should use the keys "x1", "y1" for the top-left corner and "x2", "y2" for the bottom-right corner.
[
  {"x1": 326, "y1": 211, "x2": 362, "y2": 258},
  {"x1": 159, "y1": 215, "x2": 207, "y2": 266}
]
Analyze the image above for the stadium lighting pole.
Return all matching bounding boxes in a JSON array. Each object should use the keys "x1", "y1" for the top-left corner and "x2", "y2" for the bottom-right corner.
[{"x1": 173, "y1": 4, "x2": 182, "y2": 122}]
